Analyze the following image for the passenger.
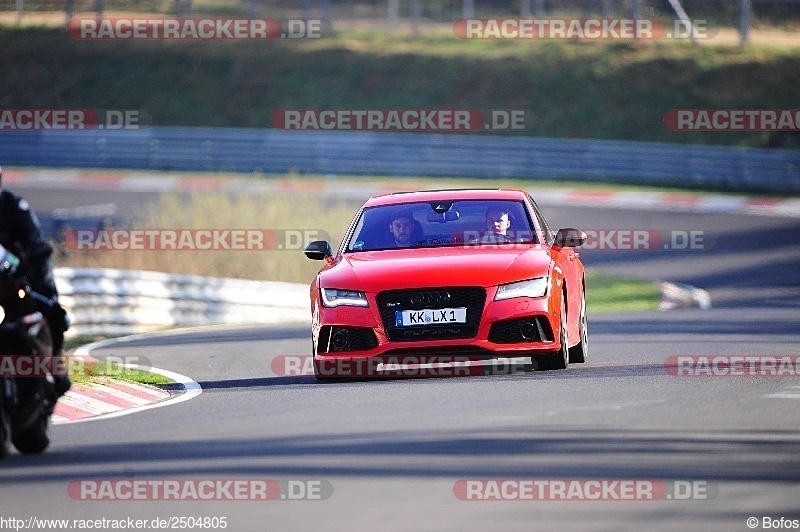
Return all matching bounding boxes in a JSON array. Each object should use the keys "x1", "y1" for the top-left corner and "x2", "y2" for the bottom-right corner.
[{"x1": 483, "y1": 206, "x2": 513, "y2": 242}]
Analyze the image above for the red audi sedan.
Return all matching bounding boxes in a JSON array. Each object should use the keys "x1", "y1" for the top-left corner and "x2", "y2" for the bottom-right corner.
[{"x1": 304, "y1": 189, "x2": 587, "y2": 380}]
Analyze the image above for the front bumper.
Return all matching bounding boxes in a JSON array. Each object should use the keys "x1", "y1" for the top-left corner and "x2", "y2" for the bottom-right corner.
[{"x1": 312, "y1": 287, "x2": 563, "y2": 377}]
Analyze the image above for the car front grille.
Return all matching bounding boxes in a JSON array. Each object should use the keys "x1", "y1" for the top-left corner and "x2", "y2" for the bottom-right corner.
[{"x1": 377, "y1": 287, "x2": 486, "y2": 341}]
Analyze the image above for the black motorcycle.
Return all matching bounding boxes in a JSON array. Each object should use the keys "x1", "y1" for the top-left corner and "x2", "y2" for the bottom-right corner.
[{"x1": 0, "y1": 242, "x2": 61, "y2": 458}]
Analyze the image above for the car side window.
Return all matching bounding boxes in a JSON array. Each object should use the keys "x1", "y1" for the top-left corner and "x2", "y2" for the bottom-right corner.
[
  {"x1": 529, "y1": 197, "x2": 554, "y2": 245},
  {"x1": 342, "y1": 207, "x2": 366, "y2": 253}
]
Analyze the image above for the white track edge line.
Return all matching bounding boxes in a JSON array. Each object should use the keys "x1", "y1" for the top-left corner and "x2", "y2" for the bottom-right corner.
[{"x1": 57, "y1": 337, "x2": 203, "y2": 425}]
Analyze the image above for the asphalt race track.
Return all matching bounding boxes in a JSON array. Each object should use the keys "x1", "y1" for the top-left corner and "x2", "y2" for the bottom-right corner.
[{"x1": 1, "y1": 183, "x2": 799, "y2": 531}]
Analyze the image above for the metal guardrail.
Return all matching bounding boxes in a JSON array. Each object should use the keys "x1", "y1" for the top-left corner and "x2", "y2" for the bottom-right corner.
[
  {"x1": 1, "y1": 128, "x2": 798, "y2": 192},
  {"x1": 55, "y1": 267, "x2": 309, "y2": 336}
]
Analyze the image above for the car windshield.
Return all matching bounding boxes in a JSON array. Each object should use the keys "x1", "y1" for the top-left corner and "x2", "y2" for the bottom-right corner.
[{"x1": 346, "y1": 199, "x2": 538, "y2": 251}]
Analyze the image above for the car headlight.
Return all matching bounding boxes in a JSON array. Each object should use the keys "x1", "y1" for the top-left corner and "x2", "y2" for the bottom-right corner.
[
  {"x1": 494, "y1": 277, "x2": 548, "y2": 300},
  {"x1": 321, "y1": 288, "x2": 369, "y2": 308},
  {"x1": 0, "y1": 304, "x2": 4, "y2": 325}
]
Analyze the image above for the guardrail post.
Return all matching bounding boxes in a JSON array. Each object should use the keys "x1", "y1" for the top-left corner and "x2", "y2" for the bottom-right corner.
[
  {"x1": 411, "y1": 0, "x2": 422, "y2": 32},
  {"x1": 388, "y1": 0, "x2": 399, "y2": 29},
  {"x1": 462, "y1": 0, "x2": 475, "y2": 20},
  {"x1": 738, "y1": 0, "x2": 751, "y2": 46}
]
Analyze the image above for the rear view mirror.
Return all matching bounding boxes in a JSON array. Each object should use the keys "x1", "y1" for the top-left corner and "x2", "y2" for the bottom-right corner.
[
  {"x1": 553, "y1": 228, "x2": 587, "y2": 248},
  {"x1": 425, "y1": 211, "x2": 460, "y2": 223}
]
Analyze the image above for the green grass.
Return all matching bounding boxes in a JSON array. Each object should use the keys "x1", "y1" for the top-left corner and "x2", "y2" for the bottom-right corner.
[
  {"x1": 2, "y1": 26, "x2": 800, "y2": 147},
  {"x1": 68, "y1": 358, "x2": 174, "y2": 386},
  {"x1": 64, "y1": 335, "x2": 174, "y2": 386},
  {"x1": 63, "y1": 334, "x2": 111, "y2": 352},
  {"x1": 586, "y1": 272, "x2": 661, "y2": 313}
]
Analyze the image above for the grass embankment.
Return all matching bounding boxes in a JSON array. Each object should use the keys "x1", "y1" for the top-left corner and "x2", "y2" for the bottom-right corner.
[
  {"x1": 57, "y1": 190, "x2": 356, "y2": 283},
  {"x1": 2, "y1": 26, "x2": 800, "y2": 147}
]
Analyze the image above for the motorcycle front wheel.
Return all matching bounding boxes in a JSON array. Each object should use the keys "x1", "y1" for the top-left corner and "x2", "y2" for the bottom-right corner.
[
  {"x1": 0, "y1": 397, "x2": 11, "y2": 459},
  {"x1": 12, "y1": 415, "x2": 49, "y2": 455}
]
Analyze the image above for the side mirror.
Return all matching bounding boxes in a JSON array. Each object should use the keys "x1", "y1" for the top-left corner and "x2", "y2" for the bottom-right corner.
[
  {"x1": 553, "y1": 228, "x2": 587, "y2": 248},
  {"x1": 304, "y1": 240, "x2": 333, "y2": 261}
]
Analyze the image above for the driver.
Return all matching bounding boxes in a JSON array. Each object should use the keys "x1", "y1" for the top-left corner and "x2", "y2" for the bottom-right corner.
[{"x1": 388, "y1": 210, "x2": 417, "y2": 248}]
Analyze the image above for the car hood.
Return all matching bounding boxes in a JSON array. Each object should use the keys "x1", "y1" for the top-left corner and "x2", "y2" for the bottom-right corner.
[{"x1": 318, "y1": 246, "x2": 553, "y2": 291}]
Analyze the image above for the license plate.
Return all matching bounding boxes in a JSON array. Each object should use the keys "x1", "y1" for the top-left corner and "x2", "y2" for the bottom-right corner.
[{"x1": 395, "y1": 308, "x2": 467, "y2": 327}]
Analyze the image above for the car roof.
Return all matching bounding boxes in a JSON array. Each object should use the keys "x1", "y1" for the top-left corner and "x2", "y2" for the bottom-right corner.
[{"x1": 363, "y1": 189, "x2": 530, "y2": 208}]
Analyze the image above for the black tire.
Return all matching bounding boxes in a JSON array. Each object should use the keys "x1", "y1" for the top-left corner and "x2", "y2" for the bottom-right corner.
[
  {"x1": 312, "y1": 341, "x2": 336, "y2": 382},
  {"x1": 12, "y1": 415, "x2": 49, "y2": 455},
  {"x1": 569, "y1": 285, "x2": 588, "y2": 364},
  {"x1": 313, "y1": 362, "x2": 335, "y2": 382},
  {"x1": 534, "y1": 294, "x2": 569, "y2": 371},
  {"x1": 0, "y1": 396, "x2": 11, "y2": 460}
]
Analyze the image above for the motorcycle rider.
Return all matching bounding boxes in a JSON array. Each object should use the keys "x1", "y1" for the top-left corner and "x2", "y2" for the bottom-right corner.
[{"x1": 0, "y1": 165, "x2": 71, "y2": 397}]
